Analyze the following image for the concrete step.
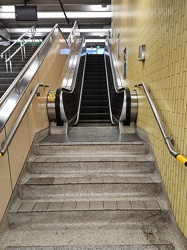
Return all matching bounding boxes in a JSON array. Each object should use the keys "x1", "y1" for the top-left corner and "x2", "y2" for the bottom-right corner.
[
  {"x1": 8, "y1": 198, "x2": 168, "y2": 228},
  {"x1": 3, "y1": 223, "x2": 180, "y2": 250},
  {"x1": 5, "y1": 245, "x2": 175, "y2": 250},
  {"x1": 32, "y1": 142, "x2": 150, "y2": 156},
  {"x1": 18, "y1": 175, "x2": 162, "y2": 200},
  {"x1": 27, "y1": 155, "x2": 155, "y2": 174}
]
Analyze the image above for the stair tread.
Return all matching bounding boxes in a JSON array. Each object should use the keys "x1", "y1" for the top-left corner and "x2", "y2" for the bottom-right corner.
[
  {"x1": 30, "y1": 154, "x2": 153, "y2": 161},
  {"x1": 10, "y1": 199, "x2": 164, "y2": 213},
  {"x1": 23, "y1": 174, "x2": 159, "y2": 185},
  {"x1": 5, "y1": 245, "x2": 175, "y2": 250}
]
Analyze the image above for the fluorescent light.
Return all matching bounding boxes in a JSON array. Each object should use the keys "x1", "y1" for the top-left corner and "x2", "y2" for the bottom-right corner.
[
  {"x1": 39, "y1": 12, "x2": 111, "y2": 19},
  {"x1": 0, "y1": 6, "x2": 15, "y2": 12},
  {"x1": 0, "y1": 11, "x2": 111, "y2": 19},
  {"x1": 7, "y1": 28, "x2": 72, "y2": 33}
]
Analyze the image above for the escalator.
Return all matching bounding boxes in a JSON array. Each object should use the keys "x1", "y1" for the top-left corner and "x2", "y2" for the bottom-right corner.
[
  {"x1": 79, "y1": 54, "x2": 110, "y2": 123},
  {"x1": 47, "y1": 38, "x2": 138, "y2": 133}
]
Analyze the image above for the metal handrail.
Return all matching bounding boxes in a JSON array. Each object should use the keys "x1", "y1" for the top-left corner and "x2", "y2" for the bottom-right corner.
[
  {"x1": 0, "y1": 84, "x2": 45, "y2": 158},
  {"x1": 74, "y1": 53, "x2": 87, "y2": 125},
  {"x1": 104, "y1": 52, "x2": 114, "y2": 125},
  {"x1": 67, "y1": 21, "x2": 79, "y2": 47},
  {"x1": 105, "y1": 38, "x2": 123, "y2": 91},
  {"x1": 61, "y1": 37, "x2": 86, "y2": 94},
  {"x1": 0, "y1": 23, "x2": 67, "y2": 107},
  {"x1": 136, "y1": 83, "x2": 187, "y2": 167},
  {"x1": 57, "y1": 37, "x2": 86, "y2": 124},
  {"x1": 1, "y1": 26, "x2": 36, "y2": 72}
]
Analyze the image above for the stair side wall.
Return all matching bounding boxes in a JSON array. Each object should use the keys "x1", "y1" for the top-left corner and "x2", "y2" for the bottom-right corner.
[
  {"x1": 0, "y1": 32, "x2": 69, "y2": 225},
  {"x1": 111, "y1": 0, "x2": 187, "y2": 238}
]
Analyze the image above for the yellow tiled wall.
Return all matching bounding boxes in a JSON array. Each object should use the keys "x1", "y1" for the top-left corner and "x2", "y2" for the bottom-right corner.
[
  {"x1": 111, "y1": 0, "x2": 187, "y2": 237},
  {"x1": 0, "y1": 32, "x2": 69, "y2": 223}
]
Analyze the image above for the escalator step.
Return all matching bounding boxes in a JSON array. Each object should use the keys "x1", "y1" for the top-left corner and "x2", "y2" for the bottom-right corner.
[
  {"x1": 82, "y1": 95, "x2": 108, "y2": 100},
  {"x1": 82, "y1": 89, "x2": 108, "y2": 95},
  {"x1": 83, "y1": 84, "x2": 107, "y2": 90},
  {"x1": 82, "y1": 100, "x2": 108, "y2": 106},
  {"x1": 79, "y1": 113, "x2": 110, "y2": 121},
  {"x1": 84, "y1": 80, "x2": 107, "y2": 85},
  {"x1": 80, "y1": 106, "x2": 109, "y2": 113}
]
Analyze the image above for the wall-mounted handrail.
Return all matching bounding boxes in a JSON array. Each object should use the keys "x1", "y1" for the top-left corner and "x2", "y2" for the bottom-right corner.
[
  {"x1": 1, "y1": 26, "x2": 36, "y2": 72},
  {"x1": 0, "y1": 23, "x2": 67, "y2": 108},
  {"x1": 136, "y1": 83, "x2": 187, "y2": 167},
  {"x1": 0, "y1": 84, "x2": 46, "y2": 158}
]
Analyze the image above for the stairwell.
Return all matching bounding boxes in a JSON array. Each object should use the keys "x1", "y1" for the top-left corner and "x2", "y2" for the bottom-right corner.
[
  {"x1": 0, "y1": 125, "x2": 187, "y2": 250},
  {"x1": 0, "y1": 45, "x2": 38, "y2": 98}
]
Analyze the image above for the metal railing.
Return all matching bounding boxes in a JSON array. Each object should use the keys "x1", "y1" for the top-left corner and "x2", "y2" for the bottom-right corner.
[
  {"x1": 61, "y1": 37, "x2": 83, "y2": 89},
  {"x1": 0, "y1": 23, "x2": 70, "y2": 133},
  {"x1": 0, "y1": 22, "x2": 78, "y2": 108},
  {"x1": 0, "y1": 84, "x2": 46, "y2": 157},
  {"x1": 54, "y1": 37, "x2": 86, "y2": 125},
  {"x1": 74, "y1": 53, "x2": 87, "y2": 125},
  {"x1": 67, "y1": 21, "x2": 79, "y2": 47},
  {"x1": 105, "y1": 38, "x2": 123, "y2": 91},
  {"x1": 136, "y1": 83, "x2": 187, "y2": 167},
  {"x1": 1, "y1": 26, "x2": 36, "y2": 73},
  {"x1": 104, "y1": 52, "x2": 114, "y2": 125}
]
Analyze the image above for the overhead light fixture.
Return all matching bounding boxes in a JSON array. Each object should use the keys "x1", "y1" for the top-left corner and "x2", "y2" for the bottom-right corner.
[{"x1": 0, "y1": 11, "x2": 111, "y2": 19}]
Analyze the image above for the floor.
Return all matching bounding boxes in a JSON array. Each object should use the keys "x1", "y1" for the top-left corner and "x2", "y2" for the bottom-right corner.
[{"x1": 41, "y1": 124, "x2": 143, "y2": 143}]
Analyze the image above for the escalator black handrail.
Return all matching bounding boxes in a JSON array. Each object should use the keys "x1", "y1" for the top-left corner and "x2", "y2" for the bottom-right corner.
[
  {"x1": 74, "y1": 53, "x2": 87, "y2": 125},
  {"x1": 55, "y1": 38, "x2": 86, "y2": 124},
  {"x1": 104, "y1": 53, "x2": 114, "y2": 125},
  {"x1": 105, "y1": 38, "x2": 125, "y2": 93},
  {"x1": 105, "y1": 38, "x2": 131, "y2": 125}
]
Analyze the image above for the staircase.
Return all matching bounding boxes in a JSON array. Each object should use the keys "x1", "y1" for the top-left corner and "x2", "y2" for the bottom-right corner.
[
  {"x1": 0, "y1": 125, "x2": 187, "y2": 250},
  {"x1": 79, "y1": 54, "x2": 110, "y2": 123},
  {"x1": 0, "y1": 45, "x2": 38, "y2": 98}
]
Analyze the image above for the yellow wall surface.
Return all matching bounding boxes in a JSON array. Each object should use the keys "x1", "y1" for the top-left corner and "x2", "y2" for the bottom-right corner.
[
  {"x1": 0, "y1": 32, "x2": 69, "y2": 223},
  {"x1": 111, "y1": 0, "x2": 187, "y2": 237}
]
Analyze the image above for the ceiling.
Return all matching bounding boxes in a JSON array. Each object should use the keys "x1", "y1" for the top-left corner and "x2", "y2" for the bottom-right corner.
[{"x1": 0, "y1": 0, "x2": 111, "y2": 46}]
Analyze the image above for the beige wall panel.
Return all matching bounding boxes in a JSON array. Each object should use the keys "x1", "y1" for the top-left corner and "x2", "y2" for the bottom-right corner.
[
  {"x1": 25, "y1": 73, "x2": 45, "y2": 141},
  {"x1": 0, "y1": 129, "x2": 12, "y2": 222},
  {"x1": 112, "y1": 0, "x2": 187, "y2": 237},
  {"x1": 37, "y1": 33, "x2": 69, "y2": 129},
  {"x1": 7, "y1": 102, "x2": 30, "y2": 188},
  {"x1": 38, "y1": 33, "x2": 69, "y2": 89}
]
